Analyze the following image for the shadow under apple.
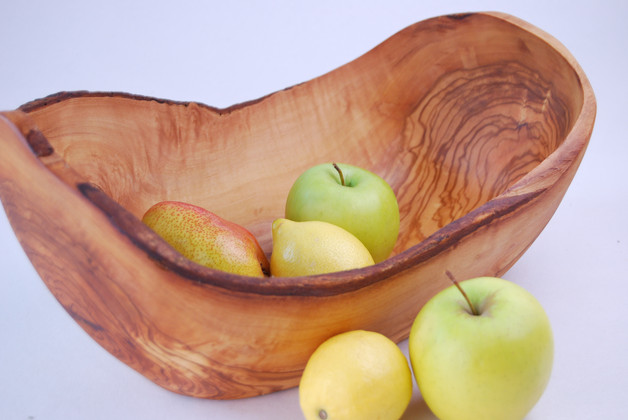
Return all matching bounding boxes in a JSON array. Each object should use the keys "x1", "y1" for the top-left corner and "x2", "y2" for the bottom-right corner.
[{"x1": 401, "y1": 392, "x2": 437, "y2": 420}]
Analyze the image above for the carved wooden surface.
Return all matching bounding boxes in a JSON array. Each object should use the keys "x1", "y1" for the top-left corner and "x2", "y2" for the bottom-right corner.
[{"x1": 0, "y1": 12, "x2": 595, "y2": 399}]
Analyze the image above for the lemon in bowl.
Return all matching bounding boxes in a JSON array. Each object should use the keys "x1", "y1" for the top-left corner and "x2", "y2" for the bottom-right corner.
[{"x1": 270, "y1": 219, "x2": 374, "y2": 277}]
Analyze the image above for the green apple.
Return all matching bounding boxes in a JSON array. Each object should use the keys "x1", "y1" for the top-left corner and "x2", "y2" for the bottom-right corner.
[
  {"x1": 285, "y1": 163, "x2": 399, "y2": 263},
  {"x1": 409, "y1": 276, "x2": 554, "y2": 420}
]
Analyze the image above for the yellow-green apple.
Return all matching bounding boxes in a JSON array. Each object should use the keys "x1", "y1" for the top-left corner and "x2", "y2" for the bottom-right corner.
[
  {"x1": 142, "y1": 201, "x2": 269, "y2": 277},
  {"x1": 409, "y1": 275, "x2": 554, "y2": 420},
  {"x1": 285, "y1": 163, "x2": 399, "y2": 263}
]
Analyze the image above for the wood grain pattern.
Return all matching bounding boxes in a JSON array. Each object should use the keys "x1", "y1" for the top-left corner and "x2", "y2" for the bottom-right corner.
[{"x1": 0, "y1": 12, "x2": 595, "y2": 399}]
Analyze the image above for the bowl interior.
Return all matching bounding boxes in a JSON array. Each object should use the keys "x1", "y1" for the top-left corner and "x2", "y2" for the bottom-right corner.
[{"x1": 20, "y1": 14, "x2": 584, "y2": 258}]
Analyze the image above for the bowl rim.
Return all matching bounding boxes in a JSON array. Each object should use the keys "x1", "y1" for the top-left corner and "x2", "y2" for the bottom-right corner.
[{"x1": 14, "y1": 11, "x2": 597, "y2": 297}]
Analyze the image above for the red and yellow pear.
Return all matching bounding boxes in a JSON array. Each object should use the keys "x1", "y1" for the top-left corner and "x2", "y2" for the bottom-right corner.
[{"x1": 142, "y1": 201, "x2": 269, "y2": 277}]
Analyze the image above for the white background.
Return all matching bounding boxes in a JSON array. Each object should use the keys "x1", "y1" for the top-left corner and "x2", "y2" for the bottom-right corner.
[{"x1": 1, "y1": 1, "x2": 626, "y2": 419}]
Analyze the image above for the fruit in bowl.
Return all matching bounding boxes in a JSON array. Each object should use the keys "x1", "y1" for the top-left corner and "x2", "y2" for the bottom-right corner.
[
  {"x1": 142, "y1": 201, "x2": 270, "y2": 277},
  {"x1": 270, "y1": 218, "x2": 374, "y2": 277},
  {"x1": 285, "y1": 163, "x2": 399, "y2": 263}
]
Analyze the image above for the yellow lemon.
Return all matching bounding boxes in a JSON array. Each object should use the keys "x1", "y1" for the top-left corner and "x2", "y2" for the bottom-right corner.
[
  {"x1": 299, "y1": 330, "x2": 413, "y2": 420},
  {"x1": 270, "y1": 219, "x2": 374, "y2": 277}
]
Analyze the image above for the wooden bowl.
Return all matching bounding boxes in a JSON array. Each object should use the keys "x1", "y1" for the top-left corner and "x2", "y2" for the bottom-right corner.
[{"x1": 0, "y1": 12, "x2": 595, "y2": 399}]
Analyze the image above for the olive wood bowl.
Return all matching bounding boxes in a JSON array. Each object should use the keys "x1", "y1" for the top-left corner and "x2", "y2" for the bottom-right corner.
[{"x1": 0, "y1": 12, "x2": 595, "y2": 399}]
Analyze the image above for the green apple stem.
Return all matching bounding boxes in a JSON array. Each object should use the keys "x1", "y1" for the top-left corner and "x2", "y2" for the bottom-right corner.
[
  {"x1": 446, "y1": 270, "x2": 479, "y2": 316},
  {"x1": 332, "y1": 162, "x2": 345, "y2": 186}
]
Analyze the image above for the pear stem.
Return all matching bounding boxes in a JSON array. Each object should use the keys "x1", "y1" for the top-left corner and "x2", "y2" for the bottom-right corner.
[
  {"x1": 332, "y1": 162, "x2": 345, "y2": 186},
  {"x1": 446, "y1": 270, "x2": 479, "y2": 316}
]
